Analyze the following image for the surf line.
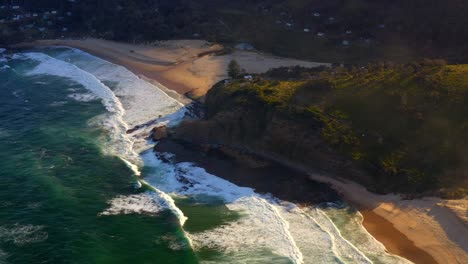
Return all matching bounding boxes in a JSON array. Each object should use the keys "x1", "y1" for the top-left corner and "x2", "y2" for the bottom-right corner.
[{"x1": 23, "y1": 51, "x2": 191, "y2": 227}]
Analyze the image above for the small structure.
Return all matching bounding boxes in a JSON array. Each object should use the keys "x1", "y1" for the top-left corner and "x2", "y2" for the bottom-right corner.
[
  {"x1": 51, "y1": 10, "x2": 57, "y2": 15},
  {"x1": 32, "y1": 13, "x2": 38, "y2": 17},
  {"x1": 342, "y1": 40, "x2": 350, "y2": 46},
  {"x1": 244, "y1": 75, "x2": 253, "y2": 81},
  {"x1": 285, "y1": 22, "x2": 293, "y2": 28},
  {"x1": 235, "y1": 43, "x2": 254, "y2": 51},
  {"x1": 313, "y1": 12, "x2": 320, "y2": 17},
  {"x1": 345, "y1": 30, "x2": 352, "y2": 34},
  {"x1": 317, "y1": 32, "x2": 325, "y2": 37},
  {"x1": 303, "y1": 28, "x2": 310, "y2": 33},
  {"x1": 62, "y1": 27, "x2": 68, "y2": 32}
]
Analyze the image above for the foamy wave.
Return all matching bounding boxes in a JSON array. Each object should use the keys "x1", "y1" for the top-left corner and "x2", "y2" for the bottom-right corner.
[
  {"x1": 321, "y1": 206, "x2": 413, "y2": 264},
  {"x1": 155, "y1": 234, "x2": 190, "y2": 251},
  {"x1": 100, "y1": 193, "x2": 163, "y2": 216},
  {"x1": 142, "y1": 151, "x2": 303, "y2": 264},
  {"x1": 68, "y1": 93, "x2": 98, "y2": 102},
  {"x1": 0, "y1": 224, "x2": 48, "y2": 245},
  {"x1": 52, "y1": 48, "x2": 185, "y2": 128},
  {"x1": 142, "y1": 150, "x2": 415, "y2": 264},
  {"x1": 24, "y1": 52, "x2": 126, "y2": 114},
  {"x1": 25, "y1": 51, "x2": 188, "y2": 228},
  {"x1": 0, "y1": 65, "x2": 9, "y2": 70}
]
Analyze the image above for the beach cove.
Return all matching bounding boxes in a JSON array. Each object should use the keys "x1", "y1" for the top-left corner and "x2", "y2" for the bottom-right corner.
[{"x1": 2, "y1": 40, "x2": 467, "y2": 263}]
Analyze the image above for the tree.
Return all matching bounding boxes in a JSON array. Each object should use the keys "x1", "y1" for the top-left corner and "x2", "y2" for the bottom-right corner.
[{"x1": 228, "y1": 59, "x2": 242, "y2": 79}]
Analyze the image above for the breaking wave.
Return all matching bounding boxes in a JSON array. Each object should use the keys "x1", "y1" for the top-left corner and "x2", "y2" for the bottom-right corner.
[{"x1": 21, "y1": 47, "x2": 413, "y2": 264}]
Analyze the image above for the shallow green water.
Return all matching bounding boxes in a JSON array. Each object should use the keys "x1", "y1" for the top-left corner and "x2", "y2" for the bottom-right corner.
[
  {"x1": 0, "y1": 49, "x2": 413, "y2": 264},
  {"x1": 0, "y1": 59, "x2": 196, "y2": 263}
]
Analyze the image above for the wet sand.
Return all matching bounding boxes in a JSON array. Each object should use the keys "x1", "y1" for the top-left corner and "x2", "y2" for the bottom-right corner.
[{"x1": 153, "y1": 139, "x2": 447, "y2": 264}]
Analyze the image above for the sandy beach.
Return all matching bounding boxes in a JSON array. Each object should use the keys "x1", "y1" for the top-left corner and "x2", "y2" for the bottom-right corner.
[
  {"x1": 309, "y1": 174, "x2": 468, "y2": 264},
  {"x1": 11, "y1": 38, "x2": 467, "y2": 264},
  {"x1": 12, "y1": 38, "x2": 329, "y2": 99}
]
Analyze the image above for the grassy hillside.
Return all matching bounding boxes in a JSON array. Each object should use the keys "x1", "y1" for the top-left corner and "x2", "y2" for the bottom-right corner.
[{"x1": 175, "y1": 61, "x2": 468, "y2": 197}]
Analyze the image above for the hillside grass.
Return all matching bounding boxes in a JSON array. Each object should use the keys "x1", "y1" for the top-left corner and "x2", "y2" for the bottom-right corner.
[{"x1": 210, "y1": 62, "x2": 468, "y2": 197}]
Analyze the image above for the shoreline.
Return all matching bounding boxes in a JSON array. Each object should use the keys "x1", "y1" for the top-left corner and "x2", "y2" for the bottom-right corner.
[
  {"x1": 10, "y1": 40, "x2": 467, "y2": 263},
  {"x1": 155, "y1": 139, "x2": 460, "y2": 264},
  {"x1": 10, "y1": 38, "x2": 329, "y2": 99},
  {"x1": 308, "y1": 173, "x2": 467, "y2": 264}
]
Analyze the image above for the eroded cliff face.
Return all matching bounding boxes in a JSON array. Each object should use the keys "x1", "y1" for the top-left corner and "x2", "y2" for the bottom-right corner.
[{"x1": 172, "y1": 81, "x2": 373, "y2": 191}]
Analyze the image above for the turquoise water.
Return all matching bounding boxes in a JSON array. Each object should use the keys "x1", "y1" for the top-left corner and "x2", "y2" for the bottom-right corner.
[
  {"x1": 0, "y1": 48, "x2": 413, "y2": 264},
  {"x1": 0, "y1": 57, "x2": 196, "y2": 263}
]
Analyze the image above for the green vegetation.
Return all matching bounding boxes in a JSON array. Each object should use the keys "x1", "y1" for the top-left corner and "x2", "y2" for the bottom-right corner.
[
  {"x1": 227, "y1": 59, "x2": 243, "y2": 79},
  {"x1": 2, "y1": 1, "x2": 468, "y2": 63},
  {"x1": 179, "y1": 61, "x2": 468, "y2": 197}
]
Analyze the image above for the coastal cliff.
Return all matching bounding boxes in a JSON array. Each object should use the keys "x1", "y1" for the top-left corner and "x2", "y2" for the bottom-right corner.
[{"x1": 173, "y1": 61, "x2": 468, "y2": 197}]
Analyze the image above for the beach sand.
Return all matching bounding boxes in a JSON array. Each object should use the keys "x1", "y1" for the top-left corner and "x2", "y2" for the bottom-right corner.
[
  {"x1": 11, "y1": 38, "x2": 467, "y2": 264},
  {"x1": 12, "y1": 38, "x2": 329, "y2": 99},
  {"x1": 156, "y1": 139, "x2": 467, "y2": 264},
  {"x1": 309, "y1": 174, "x2": 468, "y2": 264}
]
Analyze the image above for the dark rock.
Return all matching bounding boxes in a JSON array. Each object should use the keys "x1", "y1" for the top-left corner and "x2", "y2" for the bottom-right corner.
[{"x1": 151, "y1": 126, "x2": 168, "y2": 141}]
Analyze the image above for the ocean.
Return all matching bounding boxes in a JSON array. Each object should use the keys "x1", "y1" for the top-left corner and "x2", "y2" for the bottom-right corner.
[{"x1": 0, "y1": 47, "x2": 412, "y2": 264}]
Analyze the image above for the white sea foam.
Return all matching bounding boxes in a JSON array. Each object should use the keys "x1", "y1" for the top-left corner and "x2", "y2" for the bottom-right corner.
[
  {"x1": 142, "y1": 150, "x2": 416, "y2": 263},
  {"x1": 0, "y1": 224, "x2": 48, "y2": 245},
  {"x1": 52, "y1": 48, "x2": 185, "y2": 128},
  {"x1": 21, "y1": 48, "x2": 414, "y2": 264},
  {"x1": 321, "y1": 206, "x2": 413, "y2": 264},
  {"x1": 67, "y1": 93, "x2": 98, "y2": 102},
  {"x1": 100, "y1": 193, "x2": 163, "y2": 216},
  {"x1": 142, "y1": 152, "x2": 304, "y2": 264},
  {"x1": 0, "y1": 48, "x2": 5, "y2": 54},
  {"x1": 0, "y1": 65, "x2": 9, "y2": 70},
  {"x1": 24, "y1": 51, "x2": 188, "y2": 227}
]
